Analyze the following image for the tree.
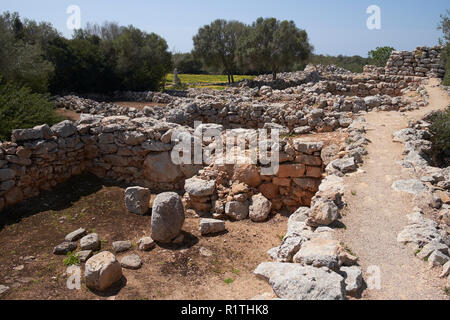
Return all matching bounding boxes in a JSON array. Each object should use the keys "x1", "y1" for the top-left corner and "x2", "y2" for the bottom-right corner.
[
  {"x1": 193, "y1": 19, "x2": 246, "y2": 83},
  {"x1": 368, "y1": 46, "x2": 395, "y2": 67},
  {"x1": 239, "y1": 18, "x2": 312, "y2": 80},
  {"x1": 113, "y1": 26, "x2": 172, "y2": 91},
  {"x1": 0, "y1": 80, "x2": 62, "y2": 141},
  {"x1": 438, "y1": 10, "x2": 450, "y2": 86},
  {"x1": 172, "y1": 52, "x2": 204, "y2": 74},
  {"x1": 0, "y1": 12, "x2": 55, "y2": 93}
]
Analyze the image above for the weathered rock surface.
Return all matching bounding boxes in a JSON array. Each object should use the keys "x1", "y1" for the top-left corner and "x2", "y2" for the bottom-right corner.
[
  {"x1": 137, "y1": 237, "x2": 156, "y2": 251},
  {"x1": 80, "y1": 233, "x2": 100, "y2": 251},
  {"x1": 53, "y1": 242, "x2": 77, "y2": 255},
  {"x1": 249, "y1": 194, "x2": 272, "y2": 222},
  {"x1": 199, "y1": 218, "x2": 226, "y2": 235},
  {"x1": 254, "y1": 262, "x2": 345, "y2": 300},
  {"x1": 65, "y1": 228, "x2": 86, "y2": 242},
  {"x1": 225, "y1": 201, "x2": 249, "y2": 220},
  {"x1": 125, "y1": 186, "x2": 151, "y2": 215},
  {"x1": 120, "y1": 254, "x2": 142, "y2": 269},
  {"x1": 112, "y1": 241, "x2": 132, "y2": 253},
  {"x1": 151, "y1": 192, "x2": 185, "y2": 243},
  {"x1": 184, "y1": 177, "x2": 215, "y2": 197},
  {"x1": 85, "y1": 251, "x2": 122, "y2": 291}
]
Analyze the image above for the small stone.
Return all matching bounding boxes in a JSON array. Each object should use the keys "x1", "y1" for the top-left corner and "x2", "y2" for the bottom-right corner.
[
  {"x1": 184, "y1": 177, "x2": 215, "y2": 197},
  {"x1": 85, "y1": 251, "x2": 123, "y2": 291},
  {"x1": 120, "y1": 254, "x2": 142, "y2": 270},
  {"x1": 199, "y1": 218, "x2": 226, "y2": 235},
  {"x1": 137, "y1": 237, "x2": 156, "y2": 251},
  {"x1": 112, "y1": 241, "x2": 132, "y2": 253},
  {"x1": 13, "y1": 265, "x2": 24, "y2": 271},
  {"x1": 65, "y1": 228, "x2": 86, "y2": 242},
  {"x1": 0, "y1": 285, "x2": 9, "y2": 297},
  {"x1": 80, "y1": 233, "x2": 100, "y2": 251},
  {"x1": 53, "y1": 242, "x2": 77, "y2": 255},
  {"x1": 76, "y1": 250, "x2": 93, "y2": 262},
  {"x1": 199, "y1": 247, "x2": 213, "y2": 257}
]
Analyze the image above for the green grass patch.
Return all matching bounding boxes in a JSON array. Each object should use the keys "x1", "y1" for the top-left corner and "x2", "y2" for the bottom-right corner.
[
  {"x1": 63, "y1": 252, "x2": 80, "y2": 266},
  {"x1": 224, "y1": 278, "x2": 234, "y2": 284},
  {"x1": 165, "y1": 74, "x2": 255, "y2": 90}
]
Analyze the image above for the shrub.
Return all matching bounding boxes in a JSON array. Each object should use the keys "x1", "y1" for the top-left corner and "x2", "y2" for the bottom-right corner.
[
  {"x1": 0, "y1": 81, "x2": 62, "y2": 141},
  {"x1": 368, "y1": 46, "x2": 395, "y2": 67},
  {"x1": 63, "y1": 252, "x2": 80, "y2": 266},
  {"x1": 428, "y1": 106, "x2": 450, "y2": 166}
]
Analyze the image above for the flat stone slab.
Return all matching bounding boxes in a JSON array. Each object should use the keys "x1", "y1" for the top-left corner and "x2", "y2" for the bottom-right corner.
[
  {"x1": 53, "y1": 242, "x2": 77, "y2": 255},
  {"x1": 254, "y1": 262, "x2": 345, "y2": 300},
  {"x1": 112, "y1": 241, "x2": 132, "y2": 253},
  {"x1": 120, "y1": 254, "x2": 142, "y2": 269},
  {"x1": 65, "y1": 228, "x2": 86, "y2": 242},
  {"x1": 392, "y1": 179, "x2": 428, "y2": 195}
]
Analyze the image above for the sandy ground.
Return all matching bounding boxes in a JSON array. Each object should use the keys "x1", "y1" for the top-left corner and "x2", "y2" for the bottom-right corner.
[{"x1": 336, "y1": 79, "x2": 450, "y2": 300}]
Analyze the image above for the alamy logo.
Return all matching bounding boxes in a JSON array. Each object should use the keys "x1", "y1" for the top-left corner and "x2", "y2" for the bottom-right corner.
[
  {"x1": 170, "y1": 122, "x2": 280, "y2": 175},
  {"x1": 366, "y1": 5, "x2": 381, "y2": 30},
  {"x1": 66, "y1": 5, "x2": 81, "y2": 31}
]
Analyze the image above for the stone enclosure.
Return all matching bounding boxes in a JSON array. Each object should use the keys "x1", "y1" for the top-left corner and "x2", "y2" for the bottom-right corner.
[{"x1": 0, "y1": 46, "x2": 446, "y2": 299}]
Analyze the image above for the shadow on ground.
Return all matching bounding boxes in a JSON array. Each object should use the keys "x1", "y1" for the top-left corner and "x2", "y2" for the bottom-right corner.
[{"x1": 0, "y1": 174, "x2": 129, "y2": 231}]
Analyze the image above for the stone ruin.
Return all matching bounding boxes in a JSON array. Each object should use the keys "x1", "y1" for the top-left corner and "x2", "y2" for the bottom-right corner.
[{"x1": 0, "y1": 46, "x2": 445, "y2": 298}]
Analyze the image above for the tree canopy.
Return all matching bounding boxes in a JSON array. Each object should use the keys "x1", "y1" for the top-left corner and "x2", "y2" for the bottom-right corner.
[
  {"x1": 368, "y1": 46, "x2": 395, "y2": 67},
  {"x1": 193, "y1": 19, "x2": 246, "y2": 83},
  {"x1": 239, "y1": 17, "x2": 313, "y2": 80}
]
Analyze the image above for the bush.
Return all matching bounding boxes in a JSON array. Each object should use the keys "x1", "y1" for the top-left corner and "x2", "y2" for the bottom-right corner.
[
  {"x1": 0, "y1": 81, "x2": 62, "y2": 141},
  {"x1": 368, "y1": 46, "x2": 395, "y2": 67},
  {"x1": 428, "y1": 106, "x2": 450, "y2": 166}
]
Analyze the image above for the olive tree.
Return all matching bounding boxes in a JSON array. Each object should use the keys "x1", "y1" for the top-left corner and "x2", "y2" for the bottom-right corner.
[
  {"x1": 240, "y1": 17, "x2": 312, "y2": 80},
  {"x1": 193, "y1": 19, "x2": 246, "y2": 83}
]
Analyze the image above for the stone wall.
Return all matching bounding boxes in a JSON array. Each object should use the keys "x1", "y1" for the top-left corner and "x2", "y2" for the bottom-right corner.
[
  {"x1": 0, "y1": 117, "x2": 325, "y2": 213},
  {"x1": 364, "y1": 46, "x2": 445, "y2": 78}
]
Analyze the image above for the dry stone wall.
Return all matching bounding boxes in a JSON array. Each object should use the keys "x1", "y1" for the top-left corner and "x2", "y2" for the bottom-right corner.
[
  {"x1": 364, "y1": 46, "x2": 445, "y2": 78},
  {"x1": 0, "y1": 116, "x2": 325, "y2": 213}
]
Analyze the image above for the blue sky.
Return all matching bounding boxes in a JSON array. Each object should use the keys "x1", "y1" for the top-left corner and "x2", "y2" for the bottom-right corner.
[{"x1": 1, "y1": 0, "x2": 448, "y2": 57}]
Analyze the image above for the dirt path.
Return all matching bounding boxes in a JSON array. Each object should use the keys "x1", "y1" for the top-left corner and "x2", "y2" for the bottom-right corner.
[{"x1": 337, "y1": 78, "x2": 450, "y2": 300}]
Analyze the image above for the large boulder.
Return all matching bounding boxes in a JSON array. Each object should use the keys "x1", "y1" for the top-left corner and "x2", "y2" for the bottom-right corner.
[
  {"x1": 151, "y1": 192, "x2": 185, "y2": 243},
  {"x1": 143, "y1": 152, "x2": 184, "y2": 183},
  {"x1": 85, "y1": 251, "x2": 123, "y2": 291},
  {"x1": 254, "y1": 262, "x2": 345, "y2": 300},
  {"x1": 125, "y1": 186, "x2": 151, "y2": 215},
  {"x1": 249, "y1": 194, "x2": 272, "y2": 222}
]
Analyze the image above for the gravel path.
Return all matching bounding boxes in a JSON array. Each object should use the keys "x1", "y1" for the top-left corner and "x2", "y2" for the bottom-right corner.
[{"x1": 337, "y1": 79, "x2": 450, "y2": 300}]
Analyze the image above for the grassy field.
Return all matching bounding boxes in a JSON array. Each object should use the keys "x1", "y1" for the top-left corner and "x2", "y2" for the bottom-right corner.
[{"x1": 165, "y1": 73, "x2": 255, "y2": 90}]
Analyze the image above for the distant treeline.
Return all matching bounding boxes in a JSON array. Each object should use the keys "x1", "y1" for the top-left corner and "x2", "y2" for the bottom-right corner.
[
  {"x1": 0, "y1": 12, "x2": 172, "y2": 94},
  {"x1": 173, "y1": 52, "x2": 370, "y2": 75}
]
